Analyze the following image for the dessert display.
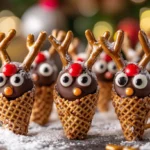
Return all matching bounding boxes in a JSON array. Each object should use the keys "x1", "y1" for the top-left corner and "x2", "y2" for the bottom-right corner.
[
  {"x1": 48, "y1": 29, "x2": 104, "y2": 140},
  {"x1": 30, "y1": 29, "x2": 66, "y2": 125},
  {"x1": 0, "y1": 29, "x2": 46, "y2": 135},
  {"x1": 99, "y1": 30, "x2": 150, "y2": 141}
]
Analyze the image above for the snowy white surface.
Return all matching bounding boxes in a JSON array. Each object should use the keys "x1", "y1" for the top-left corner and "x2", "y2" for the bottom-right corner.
[{"x1": 0, "y1": 105, "x2": 150, "y2": 150}]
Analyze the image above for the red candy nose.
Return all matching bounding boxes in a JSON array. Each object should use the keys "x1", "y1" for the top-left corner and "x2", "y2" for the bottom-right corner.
[
  {"x1": 104, "y1": 54, "x2": 112, "y2": 62},
  {"x1": 105, "y1": 72, "x2": 113, "y2": 79},
  {"x1": 124, "y1": 63, "x2": 140, "y2": 77},
  {"x1": 3, "y1": 64, "x2": 17, "y2": 77},
  {"x1": 35, "y1": 52, "x2": 46, "y2": 64},
  {"x1": 68, "y1": 63, "x2": 83, "y2": 77}
]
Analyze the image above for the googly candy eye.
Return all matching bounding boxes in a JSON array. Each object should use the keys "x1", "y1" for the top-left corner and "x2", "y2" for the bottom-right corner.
[
  {"x1": 10, "y1": 74, "x2": 24, "y2": 87},
  {"x1": 132, "y1": 74, "x2": 148, "y2": 89},
  {"x1": 94, "y1": 60, "x2": 107, "y2": 73},
  {"x1": 77, "y1": 73, "x2": 92, "y2": 87},
  {"x1": 60, "y1": 73, "x2": 73, "y2": 87},
  {"x1": 115, "y1": 72, "x2": 128, "y2": 87},
  {"x1": 39, "y1": 63, "x2": 53, "y2": 76},
  {"x1": 0, "y1": 73, "x2": 7, "y2": 87},
  {"x1": 108, "y1": 61, "x2": 117, "y2": 74}
]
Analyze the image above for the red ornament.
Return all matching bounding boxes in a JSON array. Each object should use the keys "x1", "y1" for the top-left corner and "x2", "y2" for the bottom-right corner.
[
  {"x1": 68, "y1": 63, "x2": 83, "y2": 77},
  {"x1": 2, "y1": 64, "x2": 17, "y2": 77},
  {"x1": 77, "y1": 57, "x2": 84, "y2": 62},
  {"x1": 35, "y1": 52, "x2": 46, "y2": 64},
  {"x1": 103, "y1": 54, "x2": 112, "y2": 62},
  {"x1": 117, "y1": 18, "x2": 139, "y2": 47},
  {"x1": 124, "y1": 64, "x2": 140, "y2": 77}
]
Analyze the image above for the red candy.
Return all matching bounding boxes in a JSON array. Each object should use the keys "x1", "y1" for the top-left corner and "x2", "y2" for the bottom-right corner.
[
  {"x1": 68, "y1": 63, "x2": 83, "y2": 77},
  {"x1": 3, "y1": 64, "x2": 17, "y2": 77},
  {"x1": 124, "y1": 64, "x2": 140, "y2": 77},
  {"x1": 103, "y1": 54, "x2": 112, "y2": 62},
  {"x1": 35, "y1": 52, "x2": 46, "y2": 64}
]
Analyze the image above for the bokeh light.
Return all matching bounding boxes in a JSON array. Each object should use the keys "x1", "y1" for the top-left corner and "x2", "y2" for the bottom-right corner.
[
  {"x1": 140, "y1": 8, "x2": 150, "y2": 34},
  {"x1": 93, "y1": 21, "x2": 113, "y2": 39},
  {"x1": 0, "y1": 16, "x2": 21, "y2": 36}
]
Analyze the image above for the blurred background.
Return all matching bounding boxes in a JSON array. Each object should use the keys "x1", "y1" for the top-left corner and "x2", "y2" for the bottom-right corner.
[{"x1": 0, "y1": 0, "x2": 150, "y2": 62}]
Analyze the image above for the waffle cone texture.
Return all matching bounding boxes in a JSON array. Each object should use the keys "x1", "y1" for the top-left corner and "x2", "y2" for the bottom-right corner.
[
  {"x1": 31, "y1": 84, "x2": 54, "y2": 125},
  {"x1": 54, "y1": 88, "x2": 99, "y2": 140},
  {"x1": 112, "y1": 91, "x2": 150, "y2": 141},
  {"x1": 0, "y1": 88, "x2": 35, "y2": 135},
  {"x1": 97, "y1": 81, "x2": 112, "y2": 112}
]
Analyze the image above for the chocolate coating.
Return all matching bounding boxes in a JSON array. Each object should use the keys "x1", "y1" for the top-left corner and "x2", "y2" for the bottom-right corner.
[
  {"x1": 93, "y1": 60, "x2": 116, "y2": 82},
  {"x1": 56, "y1": 67, "x2": 98, "y2": 101},
  {"x1": 94, "y1": 71, "x2": 114, "y2": 82},
  {"x1": 0, "y1": 62, "x2": 33, "y2": 100},
  {"x1": 31, "y1": 59, "x2": 58, "y2": 87},
  {"x1": 114, "y1": 70, "x2": 150, "y2": 98}
]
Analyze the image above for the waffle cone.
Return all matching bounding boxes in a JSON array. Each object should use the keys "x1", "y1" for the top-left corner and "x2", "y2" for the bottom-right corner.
[
  {"x1": 97, "y1": 81, "x2": 112, "y2": 112},
  {"x1": 54, "y1": 89, "x2": 99, "y2": 140},
  {"x1": 30, "y1": 84, "x2": 54, "y2": 125},
  {"x1": 0, "y1": 88, "x2": 35, "y2": 135},
  {"x1": 112, "y1": 91, "x2": 150, "y2": 141}
]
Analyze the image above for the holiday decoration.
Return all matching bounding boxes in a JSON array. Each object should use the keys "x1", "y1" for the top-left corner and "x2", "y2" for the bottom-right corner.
[
  {"x1": 117, "y1": 18, "x2": 139, "y2": 48},
  {"x1": 21, "y1": 0, "x2": 67, "y2": 47}
]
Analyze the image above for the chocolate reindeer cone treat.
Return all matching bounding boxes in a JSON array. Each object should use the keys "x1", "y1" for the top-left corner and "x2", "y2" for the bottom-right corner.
[
  {"x1": 93, "y1": 51, "x2": 117, "y2": 112},
  {"x1": 48, "y1": 30, "x2": 103, "y2": 140},
  {"x1": 30, "y1": 30, "x2": 66, "y2": 125},
  {"x1": 0, "y1": 29, "x2": 46, "y2": 135},
  {"x1": 91, "y1": 32, "x2": 117, "y2": 112},
  {"x1": 99, "y1": 30, "x2": 150, "y2": 141}
]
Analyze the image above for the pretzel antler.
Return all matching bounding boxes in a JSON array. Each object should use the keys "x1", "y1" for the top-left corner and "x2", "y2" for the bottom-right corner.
[
  {"x1": 138, "y1": 30, "x2": 150, "y2": 68},
  {"x1": 21, "y1": 31, "x2": 47, "y2": 71},
  {"x1": 68, "y1": 37, "x2": 80, "y2": 60},
  {"x1": 49, "y1": 29, "x2": 66, "y2": 56},
  {"x1": 84, "y1": 29, "x2": 110, "y2": 70},
  {"x1": 99, "y1": 30, "x2": 125, "y2": 70},
  {"x1": 48, "y1": 31, "x2": 73, "y2": 67},
  {"x1": 0, "y1": 29, "x2": 16, "y2": 64}
]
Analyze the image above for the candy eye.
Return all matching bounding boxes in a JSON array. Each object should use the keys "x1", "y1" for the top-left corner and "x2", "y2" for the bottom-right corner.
[
  {"x1": 10, "y1": 74, "x2": 24, "y2": 87},
  {"x1": 94, "y1": 60, "x2": 107, "y2": 73},
  {"x1": 77, "y1": 74, "x2": 92, "y2": 87},
  {"x1": 115, "y1": 72, "x2": 128, "y2": 87},
  {"x1": 60, "y1": 73, "x2": 73, "y2": 87},
  {"x1": 108, "y1": 61, "x2": 117, "y2": 74},
  {"x1": 39, "y1": 63, "x2": 53, "y2": 76},
  {"x1": 0, "y1": 73, "x2": 6, "y2": 87},
  {"x1": 132, "y1": 74, "x2": 148, "y2": 89}
]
